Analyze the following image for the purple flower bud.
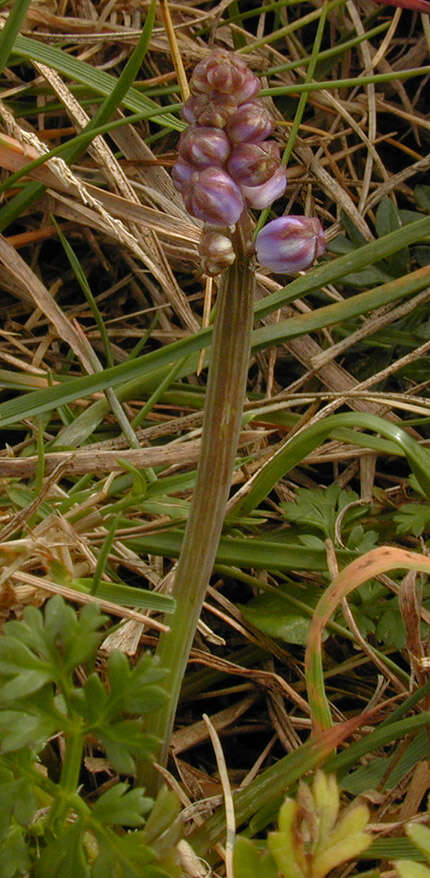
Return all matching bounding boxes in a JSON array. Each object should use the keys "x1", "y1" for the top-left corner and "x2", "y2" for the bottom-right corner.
[
  {"x1": 171, "y1": 159, "x2": 195, "y2": 193},
  {"x1": 227, "y1": 141, "x2": 281, "y2": 186},
  {"x1": 183, "y1": 167, "x2": 245, "y2": 226},
  {"x1": 182, "y1": 93, "x2": 238, "y2": 128},
  {"x1": 240, "y1": 167, "x2": 287, "y2": 209},
  {"x1": 255, "y1": 216, "x2": 326, "y2": 273},
  {"x1": 190, "y1": 49, "x2": 259, "y2": 104},
  {"x1": 178, "y1": 125, "x2": 231, "y2": 170},
  {"x1": 200, "y1": 228, "x2": 236, "y2": 276},
  {"x1": 226, "y1": 100, "x2": 274, "y2": 144},
  {"x1": 182, "y1": 94, "x2": 208, "y2": 124}
]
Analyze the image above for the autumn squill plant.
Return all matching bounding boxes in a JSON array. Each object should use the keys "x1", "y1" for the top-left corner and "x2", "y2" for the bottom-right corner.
[{"x1": 142, "y1": 49, "x2": 326, "y2": 791}]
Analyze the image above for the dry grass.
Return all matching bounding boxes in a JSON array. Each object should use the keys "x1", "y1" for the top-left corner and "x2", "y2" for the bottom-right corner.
[{"x1": 1, "y1": 0, "x2": 430, "y2": 872}]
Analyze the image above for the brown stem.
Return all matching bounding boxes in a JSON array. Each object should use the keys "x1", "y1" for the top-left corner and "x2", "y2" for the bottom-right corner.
[{"x1": 141, "y1": 213, "x2": 255, "y2": 792}]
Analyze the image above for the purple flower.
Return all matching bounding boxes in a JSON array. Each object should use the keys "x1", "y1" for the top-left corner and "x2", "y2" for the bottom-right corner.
[
  {"x1": 190, "y1": 49, "x2": 259, "y2": 103},
  {"x1": 255, "y1": 216, "x2": 326, "y2": 273},
  {"x1": 178, "y1": 126, "x2": 231, "y2": 169},
  {"x1": 241, "y1": 167, "x2": 287, "y2": 209},
  {"x1": 173, "y1": 50, "x2": 288, "y2": 233},
  {"x1": 200, "y1": 228, "x2": 236, "y2": 276},
  {"x1": 171, "y1": 159, "x2": 195, "y2": 193},
  {"x1": 182, "y1": 93, "x2": 238, "y2": 128},
  {"x1": 226, "y1": 100, "x2": 274, "y2": 144},
  {"x1": 182, "y1": 167, "x2": 245, "y2": 226},
  {"x1": 227, "y1": 141, "x2": 281, "y2": 186}
]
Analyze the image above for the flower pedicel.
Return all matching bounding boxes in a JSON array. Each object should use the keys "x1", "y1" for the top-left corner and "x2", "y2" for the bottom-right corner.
[{"x1": 172, "y1": 49, "x2": 325, "y2": 276}]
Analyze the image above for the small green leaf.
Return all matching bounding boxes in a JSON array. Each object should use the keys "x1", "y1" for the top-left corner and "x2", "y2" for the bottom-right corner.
[
  {"x1": 92, "y1": 783, "x2": 152, "y2": 828},
  {"x1": 0, "y1": 778, "x2": 36, "y2": 835},
  {"x1": 313, "y1": 827, "x2": 371, "y2": 878},
  {"x1": 376, "y1": 605, "x2": 406, "y2": 649},
  {"x1": 415, "y1": 185, "x2": 430, "y2": 212},
  {"x1": 142, "y1": 787, "x2": 181, "y2": 847},
  {"x1": 376, "y1": 198, "x2": 402, "y2": 237},
  {"x1": 240, "y1": 593, "x2": 310, "y2": 645},
  {"x1": 0, "y1": 668, "x2": 52, "y2": 702},
  {"x1": 0, "y1": 711, "x2": 57, "y2": 753},
  {"x1": 0, "y1": 824, "x2": 31, "y2": 878},
  {"x1": 106, "y1": 652, "x2": 167, "y2": 717},
  {"x1": 395, "y1": 862, "x2": 430, "y2": 878},
  {"x1": 91, "y1": 830, "x2": 161, "y2": 878},
  {"x1": 34, "y1": 821, "x2": 90, "y2": 878},
  {"x1": 313, "y1": 771, "x2": 339, "y2": 849},
  {"x1": 82, "y1": 674, "x2": 108, "y2": 724},
  {"x1": 97, "y1": 721, "x2": 160, "y2": 775},
  {"x1": 406, "y1": 824, "x2": 430, "y2": 861},
  {"x1": 239, "y1": 580, "x2": 325, "y2": 646},
  {"x1": 282, "y1": 485, "x2": 362, "y2": 542},
  {"x1": 376, "y1": 201, "x2": 409, "y2": 273},
  {"x1": 394, "y1": 503, "x2": 430, "y2": 537},
  {"x1": 416, "y1": 247, "x2": 430, "y2": 267},
  {"x1": 234, "y1": 836, "x2": 278, "y2": 878}
]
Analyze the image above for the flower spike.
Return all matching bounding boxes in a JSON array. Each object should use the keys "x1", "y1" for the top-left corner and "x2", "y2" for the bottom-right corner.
[{"x1": 172, "y1": 50, "x2": 325, "y2": 278}]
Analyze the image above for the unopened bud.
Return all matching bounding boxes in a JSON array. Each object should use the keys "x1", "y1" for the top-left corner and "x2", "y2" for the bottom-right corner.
[
  {"x1": 241, "y1": 166, "x2": 287, "y2": 209},
  {"x1": 200, "y1": 228, "x2": 236, "y2": 276},
  {"x1": 190, "y1": 49, "x2": 259, "y2": 104},
  {"x1": 255, "y1": 216, "x2": 326, "y2": 273},
  {"x1": 228, "y1": 141, "x2": 281, "y2": 187},
  {"x1": 183, "y1": 167, "x2": 245, "y2": 226},
  {"x1": 171, "y1": 159, "x2": 195, "y2": 193},
  {"x1": 226, "y1": 99, "x2": 274, "y2": 144},
  {"x1": 182, "y1": 93, "x2": 238, "y2": 128},
  {"x1": 178, "y1": 125, "x2": 231, "y2": 169}
]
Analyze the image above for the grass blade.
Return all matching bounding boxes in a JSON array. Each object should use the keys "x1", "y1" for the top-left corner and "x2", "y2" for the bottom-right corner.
[{"x1": 0, "y1": 0, "x2": 32, "y2": 75}]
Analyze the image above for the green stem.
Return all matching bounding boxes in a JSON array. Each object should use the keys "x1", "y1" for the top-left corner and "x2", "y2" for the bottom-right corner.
[
  {"x1": 141, "y1": 216, "x2": 255, "y2": 792},
  {"x1": 60, "y1": 730, "x2": 84, "y2": 794},
  {"x1": 50, "y1": 727, "x2": 84, "y2": 830}
]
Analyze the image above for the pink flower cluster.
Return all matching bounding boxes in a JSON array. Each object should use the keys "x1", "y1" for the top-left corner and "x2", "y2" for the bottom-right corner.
[
  {"x1": 173, "y1": 49, "x2": 326, "y2": 276},
  {"x1": 172, "y1": 49, "x2": 287, "y2": 274}
]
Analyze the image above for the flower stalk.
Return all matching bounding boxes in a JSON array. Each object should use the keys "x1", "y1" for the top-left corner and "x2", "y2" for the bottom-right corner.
[
  {"x1": 141, "y1": 47, "x2": 326, "y2": 793},
  {"x1": 142, "y1": 214, "x2": 255, "y2": 792}
]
